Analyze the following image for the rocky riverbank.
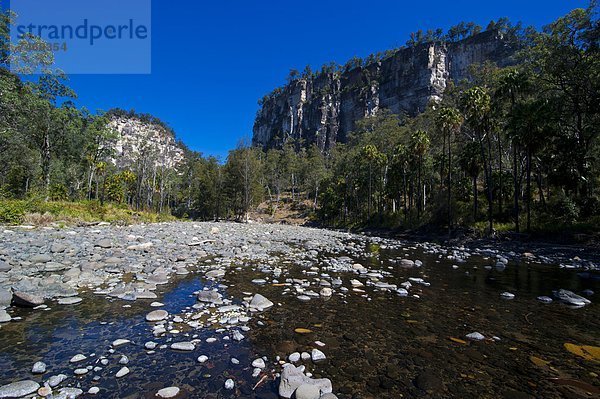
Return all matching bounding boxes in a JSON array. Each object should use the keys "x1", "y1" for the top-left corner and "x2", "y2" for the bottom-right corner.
[{"x1": 0, "y1": 221, "x2": 597, "y2": 398}]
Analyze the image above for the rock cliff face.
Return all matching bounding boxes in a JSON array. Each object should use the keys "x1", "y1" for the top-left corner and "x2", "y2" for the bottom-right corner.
[
  {"x1": 107, "y1": 116, "x2": 185, "y2": 170},
  {"x1": 253, "y1": 30, "x2": 516, "y2": 152}
]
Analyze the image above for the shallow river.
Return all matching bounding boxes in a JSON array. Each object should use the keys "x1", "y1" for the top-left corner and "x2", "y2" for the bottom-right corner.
[{"x1": 0, "y1": 240, "x2": 598, "y2": 399}]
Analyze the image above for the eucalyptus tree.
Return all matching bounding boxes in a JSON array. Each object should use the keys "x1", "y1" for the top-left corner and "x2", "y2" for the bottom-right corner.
[{"x1": 410, "y1": 130, "x2": 430, "y2": 217}]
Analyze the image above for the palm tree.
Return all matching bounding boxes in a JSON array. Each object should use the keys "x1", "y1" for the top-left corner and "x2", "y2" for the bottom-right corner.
[
  {"x1": 436, "y1": 107, "x2": 463, "y2": 233},
  {"x1": 496, "y1": 68, "x2": 530, "y2": 232},
  {"x1": 461, "y1": 86, "x2": 493, "y2": 233}
]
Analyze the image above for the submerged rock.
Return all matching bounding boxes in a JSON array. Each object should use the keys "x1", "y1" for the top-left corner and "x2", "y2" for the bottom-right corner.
[
  {"x1": 465, "y1": 332, "x2": 485, "y2": 341},
  {"x1": 249, "y1": 293, "x2": 274, "y2": 310},
  {"x1": 554, "y1": 289, "x2": 591, "y2": 306},
  {"x1": 278, "y1": 364, "x2": 332, "y2": 399},
  {"x1": 31, "y1": 361, "x2": 46, "y2": 374},
  {"x1": 146, "y1": 310, "x2": 168, "y2": 322},
  {"x1": 156, "y1": 387, "x2": 180, "y2": 398},
  {"x1": 0, "y1": 380, "x2": 41, "y2": 398}
]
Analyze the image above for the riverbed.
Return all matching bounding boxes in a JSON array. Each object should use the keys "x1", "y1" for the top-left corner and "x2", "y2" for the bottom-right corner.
[{"x1": 0, "y1": 222, "x2": 597, "y2": 398}]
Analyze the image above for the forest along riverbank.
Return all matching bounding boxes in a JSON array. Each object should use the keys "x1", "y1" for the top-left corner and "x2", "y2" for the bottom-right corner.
[{"x1": 0, "y1": 222, "x2": 598, "y2": 398}]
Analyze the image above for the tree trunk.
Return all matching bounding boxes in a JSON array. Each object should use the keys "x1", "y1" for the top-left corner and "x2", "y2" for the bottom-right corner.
[
  {"x1": 513, "y1": 143, "x2": 520, "y2": 232},
  {"x1": 447, "y1": 134, "x2": 452, "y2": 234},
  {"x1": 526, "y1": 148, "x2": 532, "y2": 232}
]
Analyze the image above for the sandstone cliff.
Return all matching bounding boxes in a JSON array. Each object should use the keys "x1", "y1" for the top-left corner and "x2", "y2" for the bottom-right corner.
[
  {"x1": 107, "y1": 113, "x2": 185, "y2": 170},
  {"x1": 253, "y1": 30, "x2": 516, "y2": 152}
]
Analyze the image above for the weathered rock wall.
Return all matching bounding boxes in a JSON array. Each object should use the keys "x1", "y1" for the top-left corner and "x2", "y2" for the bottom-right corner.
[
  {"x1": 107, "y1": 116, "x2": 185, "y2": 170},
  {"x1": 253, "y1": 30, "x2": 516, "y2": 152}
]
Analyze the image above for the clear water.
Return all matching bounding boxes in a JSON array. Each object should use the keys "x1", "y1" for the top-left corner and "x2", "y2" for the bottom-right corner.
[{"x1": 0, "y1": 242, "x2": 598, "y2": 399}]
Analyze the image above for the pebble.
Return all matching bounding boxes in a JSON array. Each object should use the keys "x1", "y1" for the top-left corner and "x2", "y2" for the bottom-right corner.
[
  {"x1": 146, "y1": 310, "x2": 169, "y2": 322},
  {"x1": 252, "y1": 358, "x2": 266, "y2": 368},
  {"x1": 224, "y1": 379, "x2": 235, "y2": 389},
  {"x1": 311, "y1": 349, "x2": 326, "y2": 361},
  {"x1": 57, "y1": 297, "x2": 82, "y2": 305},
  {"x1": 197, "y1": 355, "x2": 208, "y2": 363},
  {"x1": 47, "y1": 374, "x2": 67, "y2": 387},
  {"x1": 88, "y1": 387, "x2": 100, "y2": 394},
  {"x1": 115, "y1": 367, "x2": 129, "y2": 378},
  {"x1": 32, "y1": 361, "x2": 46, "y2": 374},
  {"x1": 70, "y1": 354, "x2": 87, "y2": 363},
  {"x1": 466, "y1": 332, "x2": 485, "y2": 341},
  {"x1": 156, "y1": 387, "x2": 180, "y2": 398},
  {"x1": 0, "y1": 380, "x2": 40, "y2": 398},
  {"x1": 171, "y1": 342, "x2": 195, "y2": 351}
]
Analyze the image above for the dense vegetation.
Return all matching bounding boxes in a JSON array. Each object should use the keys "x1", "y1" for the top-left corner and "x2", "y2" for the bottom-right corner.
[{"x1": 1, "y1": 3, "x2": 599, "y2": 236}]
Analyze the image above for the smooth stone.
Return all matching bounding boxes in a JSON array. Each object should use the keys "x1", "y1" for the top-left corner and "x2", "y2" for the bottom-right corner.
[
  {"x1": 555, "y1": 289, "x2": 591, "y2": 306},
  {"x1": 500, "y1": 292, "x2": 515, "y2": 299},
  {"x1": 295, "y1": 384, "x2": 320, "y2": 399},
  {"x1": 47, "y1": 374, "x2": 67, "y2": 387},
  {"x1": 319, "y1": 394, "x2": 339, "y2": 399},
  {"x1": 145, "y1": 341, "x2": 157, "y2": 350},
  {"x1": 115, "y1": 367, "x2": 129, "y2": 378},
  {"x1": 0, "y1": 380, "x2": 41, "y2": 398},
  {"x1": 88, "y1": 387, "x2": 100, "y2": 394},
  {"x1": 59, "y1": 387, "x2": 83, "y2": 398},
  {"x1": 0, "y1": 289, "x2": 11, "y2": 308},
  {"x1": 278, "y1": 364, "x2": 332, "y2": 399},
  {"x1": 0, "y1": 309, "x2": 11, "y2": 323},
  {"x1": 12, "y1": 291, "x2": 44, "y2": 307},
  {"x1": 156, "y1": 387, "x2": 180, "y2": 398},
  {"x1": 224, "y1": 379, "x2": 234, "y2": 390},
  {"x1": 466, "y1": 332, "x2": 485, "y2": 341},
  {"x1": 32, "y1": 361, "x2": 47, "y2": 374},
  {"x1": 150, "y1": 302, "x2": 164, "y2": 307},
  {"x1": 74, "y1": 368, "x2": 88, "y2": 375},
  {"x1": 289, "y1": 352, "x2": 301, "y2": 362},
  {"x1": 112, "y1": 339, "x2": 131, "y2": 347},
  {"x1": 70, "y1": 354, "x2": 87, "y2": 363},
  {"x1": 95, "y1": 239, "x2": 112, "y2": 248},
  {"x1": 249, "y1": 293, "x2": 274, "y2": 310},
  {"x1": 252, "y1": 358, "x2": 266, "y2": 368},
  {"x1": 311, "y1": 349, "x2": 326, "y2": 361},
  {"x1": 171, "y1": 342, "x2": 195, "y2": 351},
  {"x1": 146, "y1": 310, "x2": 168, "y2": 322},
  {"x1": 537, "y1": 296, "x2": 553, "y2": 303},
  {"x1": 319, "y1": 288, "x2": 332, "y2": 297},
  {"x1": 0, "y1": 261, "x2": 11, "y2": 272},
  {"x1": 197, "y1": 355, "x2": 208, "y2": 363},
  {"x1": 232, "y1": 331, "x2": 245, "y2": 341},
  {"x1": 58, "y1": 297, "x2": 82, "y2": 305},
  {"x1": 30, "y1": 254, "x2": 52, "y2": 263}
]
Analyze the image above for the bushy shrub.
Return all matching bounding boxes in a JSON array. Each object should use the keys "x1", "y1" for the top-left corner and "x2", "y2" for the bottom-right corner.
[
  {"x1": 0, "y1": 200, "x2": 27, "y2": 224},
  {"x1": 548, "y1": 192, "x2": 580, "y2": 224}
]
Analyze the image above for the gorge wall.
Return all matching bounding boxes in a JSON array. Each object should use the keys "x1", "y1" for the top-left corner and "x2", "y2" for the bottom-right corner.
[
  {"x1": 253, "y1": 30, "x2": 517, "y2": 152},
  {"x1": 107, "y1": 115, "x2": 185, "y2": 170}
]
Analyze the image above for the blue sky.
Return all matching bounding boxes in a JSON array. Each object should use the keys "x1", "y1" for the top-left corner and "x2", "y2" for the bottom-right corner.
[{"x1": 62, "y1": 0, "x2": 588, "y2": 160}]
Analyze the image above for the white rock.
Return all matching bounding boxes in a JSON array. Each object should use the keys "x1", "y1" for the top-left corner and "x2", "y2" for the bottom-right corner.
[
  {"x1": 252, "y1": 358, "x2": 266, "y2": 368},
  {"x1": 115, "y1": 367, "x2": 129, "y2": 378},
  {"x1": 224, "y1": 379, "x2": 234, "y2": 390},
  {"x1": 465, "y1": 332, "x2": 485, "y2": 341},
  {"x1": 156, "y1": 387, "x2": 180, "y2": 398},
  {"x1": 311, "y1": 349, "x2": 326, "y2": 361}
]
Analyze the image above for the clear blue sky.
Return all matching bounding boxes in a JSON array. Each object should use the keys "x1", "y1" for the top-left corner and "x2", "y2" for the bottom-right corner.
[{"x1": 64, "y1": 0, "x2": 589, "y2": 160}]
